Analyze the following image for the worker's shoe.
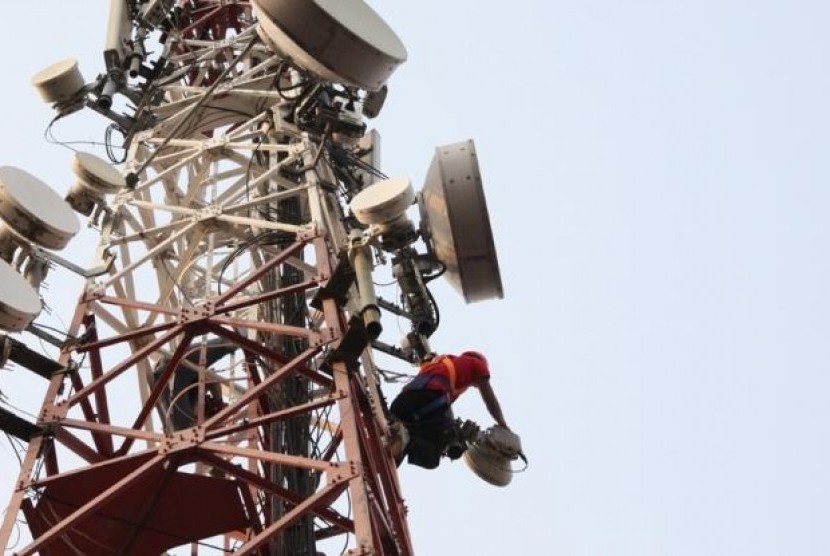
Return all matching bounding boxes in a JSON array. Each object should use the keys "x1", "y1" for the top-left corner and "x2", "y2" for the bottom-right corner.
[
  {"x1": 387, "y1": 420, "x2": 409, "y2": 465},
  {"x1": 442, "y1": 422, "x2": 468, "y2": 460}
]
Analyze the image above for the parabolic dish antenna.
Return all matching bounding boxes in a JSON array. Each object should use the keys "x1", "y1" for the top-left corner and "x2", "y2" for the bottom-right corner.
[
  {"x1": 463, "y1": 436, "x2": 514, "y2": 487},
  {"x1": 72, "y1": 152, "x2": 126, "y2": 194},
  {"x1": 463, "y1": 444, "x2": 512, "y2": 487},
  {"x1": 31, "y1": 58, "x2": 85, "y2": 104},
  {"x1": 252, "y1": 0, "x2": 407, "y2": 91},
  {"x1": 419, "y1": 140, "x2": 503, "y2": 303},
  {"x1": 0, "y1": 166, "x2": 80, "y2": 250},
  {"x1": 0, "y1": 259, "x2": 42, "y2": 332}
]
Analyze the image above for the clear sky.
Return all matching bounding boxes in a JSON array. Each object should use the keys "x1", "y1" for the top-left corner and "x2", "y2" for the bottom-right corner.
[{"x1": 2, "y1": 1, "x2": 830, "y2": 555}]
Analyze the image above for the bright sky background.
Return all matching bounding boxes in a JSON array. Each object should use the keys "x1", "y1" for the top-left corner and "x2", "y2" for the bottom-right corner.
[{"x1": 2, "y1": 1, "x2": 830, "y2": 554}]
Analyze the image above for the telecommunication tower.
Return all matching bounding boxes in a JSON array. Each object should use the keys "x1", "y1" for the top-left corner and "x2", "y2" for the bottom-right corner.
[{"x1": 0, "y1": 1, "x2": 509, "y2": 554}]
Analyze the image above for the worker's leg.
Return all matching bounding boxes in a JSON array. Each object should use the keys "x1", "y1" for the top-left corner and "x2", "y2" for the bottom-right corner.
[
  {"x1": 406, "y1": 408, "x2": 455, "y2": 468},
  {"x1": 389, "y1": 390, "x2": 451, "y2": 469}
]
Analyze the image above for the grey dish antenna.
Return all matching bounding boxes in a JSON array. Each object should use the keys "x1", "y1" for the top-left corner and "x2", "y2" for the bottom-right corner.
[
  {"x1": 252, "y1": 0, "x2": 407, "y2": 91},
  {"x1": 419, "y1": 140, "x2": 503, "y2": 303}
]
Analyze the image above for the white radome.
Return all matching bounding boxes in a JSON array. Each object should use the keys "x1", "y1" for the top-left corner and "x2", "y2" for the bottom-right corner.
[
  {"x1": 31, "y1": 58, "x2": 85, "y2": 104},
  {"x1": 350, "y1": 177, "x2": 415, "y2": 226},
  {"x1": 0, "y1": 259, "x2": 42, "y2": 332},
  {"x1": 0, "y1": 166, "x2": 80, "y2": 250}
]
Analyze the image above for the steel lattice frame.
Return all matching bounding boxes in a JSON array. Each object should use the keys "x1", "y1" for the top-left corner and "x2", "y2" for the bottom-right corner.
[{"x1": 1, "y1": 2, "x2": 413, "y2": 554}]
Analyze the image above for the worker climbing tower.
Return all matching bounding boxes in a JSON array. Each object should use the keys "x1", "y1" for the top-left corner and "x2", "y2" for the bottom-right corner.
[{"x1": 0, "y1": 1, "x2": 509, "y2": 554}]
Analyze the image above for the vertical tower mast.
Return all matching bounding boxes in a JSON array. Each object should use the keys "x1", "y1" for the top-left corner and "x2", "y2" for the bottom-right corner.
[
  {"x1": 2, "y1": 1, "x2": 512, "y2": 553},
  {"x1": 0, "y1": 1, "x2": 414, "y2": 554}
]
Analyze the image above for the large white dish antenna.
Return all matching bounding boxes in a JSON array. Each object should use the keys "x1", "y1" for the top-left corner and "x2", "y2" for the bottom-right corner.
[
  {"x1": 0, "y1": 166, "x2": 80, "y2": 250},
  {"x1": 252, "y1": 0, "x2": 407, "y2": 91},
  {"x1": 31, "y1": 58, "x2": 85, "y2": 104},
  {"x1": 0, "y1": 259, "x2": 42, "y2": 332},
  {"x1": 419, "y1": 140, "x2": 503, "y2": 303}
]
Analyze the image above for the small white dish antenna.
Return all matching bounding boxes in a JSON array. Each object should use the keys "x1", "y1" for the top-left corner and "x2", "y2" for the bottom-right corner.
[
  {"x1": 72, "y1": 152, "x2": 125, "y2": 194},
  {"x1": 31, "y1": 58, "x2": 85, "y2": 104},
  {"x1": 0, "y1": 166, "x2": 80, "y2": 251},
  {"x1": 419, "y1": 140, "x2": 503, "y2": 303},
  {"x1": 0, "y1": 259, "x2": 42, "y2": 332},
  {"x1": 350, "y1": 177, "x2": 415, "y2": 227},
  {"x1": 252, "y1": 0, "x2": 407, "y2": 91},
  {"x1": 67, "y1": 152, "x2": 126, "y2": 215}
]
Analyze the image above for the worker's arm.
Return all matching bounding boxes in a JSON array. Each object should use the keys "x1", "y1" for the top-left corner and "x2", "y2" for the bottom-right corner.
[{"x1": 477, "y1": 379, "x2": 508, "y2": 429}]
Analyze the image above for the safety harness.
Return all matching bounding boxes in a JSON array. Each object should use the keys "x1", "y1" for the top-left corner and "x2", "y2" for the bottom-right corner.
[{"x1": 403, "y1": 356, "x2": 460, "y2": 420}]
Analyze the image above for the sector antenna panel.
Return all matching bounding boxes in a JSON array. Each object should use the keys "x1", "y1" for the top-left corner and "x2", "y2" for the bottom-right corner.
[
  {"x1": 419, "y1": 140, "x2": 503, "y2": 303},
  {"x1": 252, "y1": 0, "x2": 407, "y2": 91}
]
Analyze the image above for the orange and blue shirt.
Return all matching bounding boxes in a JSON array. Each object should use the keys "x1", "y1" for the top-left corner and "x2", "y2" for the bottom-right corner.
[{"x1": 405, "y1": 352, "x2": 490, "y2": 403}]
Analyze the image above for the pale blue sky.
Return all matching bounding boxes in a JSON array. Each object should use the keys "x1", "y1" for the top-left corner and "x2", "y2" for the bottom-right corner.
[{"x1": 2, "y1": 1, "x2": 830, "y2": 554}]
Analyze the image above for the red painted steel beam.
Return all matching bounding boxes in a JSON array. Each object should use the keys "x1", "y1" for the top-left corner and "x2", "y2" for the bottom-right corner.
[
  {"x1": 84, "y1": 314, "x2": 115, "y2": 455},
  {"x1": 234, "y1": 479, "x2": 351, "y2": 556},
  {"x1": 94, "y1": 294, "x2": 180, "y2": 319},
  {"x1": 24, "y1": 449, "x2": 159, "y2": 490},
  {"x1": 53, "y1": 428, "x2": 105, "y2": 464},
  {"x1": 203, "y1": 321, "x2": 333, "y2": 387},
  {"x1": 200, "y1": 440, "x2": 334, "y2": 472},
  {"x1": 217, "y1": 277, "x2": 320, "y2": 315},
  {"x1": 202, "y1": 342, "x2": 324, "y2": 429},
  {"x1": 118, "y1": 330, "x2": 195, "y2": 455},
  {"x1": 198, "y1": 450, "x2": 354, "y2": 534},
  {"x1": 212, "y1": 315, "x2": 321, "y2": 343},
  {"x1": 59, "y1": 418, "x2": 162, "y2": 447},
  {"x1": 67, "y1": 325, "x2": 183, "y2": 408},
  {"x1": 67, "y1": 366, "x2": 111, "y2": 455},
  {"x1": 74, "y1": 317, "x2": 179, "y2": 353},
  {"x1": 347, "y1": 383, "x2": 406, "y2": 553},
  {"x1": 205, "y1": 393, "x2": 342, "y2": 440},
  {"x1": 320, "y1": 428, "x2": 344, "y2": 463},
  {"x1": 180, "y1": 5, "x2": 223, "y2": 36},
  {"x1": 214, "y1": 236, "x2": 312, "y2": 305}
]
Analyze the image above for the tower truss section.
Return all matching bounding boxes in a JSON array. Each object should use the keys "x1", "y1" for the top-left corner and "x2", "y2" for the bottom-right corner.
[{"x1": 1, "y1": 2, "x2": 413, "y2": 554}]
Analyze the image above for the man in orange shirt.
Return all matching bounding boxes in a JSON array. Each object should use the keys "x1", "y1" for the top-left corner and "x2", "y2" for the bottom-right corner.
[{"x1": 389, "y1": 351, "x2": 509, "y2": 469}]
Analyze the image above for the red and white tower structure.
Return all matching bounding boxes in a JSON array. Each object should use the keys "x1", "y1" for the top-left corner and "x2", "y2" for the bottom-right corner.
[{"x1": 0, "y1": 1, "x2": 507, "y2": 554}]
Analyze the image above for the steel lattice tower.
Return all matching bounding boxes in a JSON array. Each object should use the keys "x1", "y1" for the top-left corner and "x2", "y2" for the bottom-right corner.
[{"x1": 0, "y1": 1, "x2": 416, "y2": 554}]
